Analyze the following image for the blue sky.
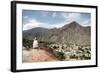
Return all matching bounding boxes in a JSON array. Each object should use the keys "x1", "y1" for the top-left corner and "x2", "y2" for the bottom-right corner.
[{"x1": 22, "y1": 10, "x2": 91, "y2": 30}]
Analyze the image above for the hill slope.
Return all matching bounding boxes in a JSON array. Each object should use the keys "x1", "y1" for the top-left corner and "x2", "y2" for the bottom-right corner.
[{"x1": 23, "y1": 21, "x2": 91, "y2": 45}]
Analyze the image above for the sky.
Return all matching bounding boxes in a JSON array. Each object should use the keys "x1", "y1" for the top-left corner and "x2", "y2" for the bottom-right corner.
[{"x1": 22, "y1": 10, "x2": 91, "y2": 30}]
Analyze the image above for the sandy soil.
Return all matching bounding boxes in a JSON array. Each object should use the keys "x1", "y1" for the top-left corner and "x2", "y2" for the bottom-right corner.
[{"x1": 23, "y1": 48, "x2": 58, "y2": 63}]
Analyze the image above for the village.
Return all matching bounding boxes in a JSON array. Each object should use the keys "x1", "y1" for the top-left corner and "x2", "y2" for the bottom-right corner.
[
  {"x1": 46, "y1": 43, "x2": 91, "y2": 61},
  {"x1": 23, "y1": 38, "x2": 91, "y2": 62}
]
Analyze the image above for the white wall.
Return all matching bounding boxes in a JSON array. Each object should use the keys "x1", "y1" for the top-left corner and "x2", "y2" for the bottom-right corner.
[{"x1": 0, "y1": 0, "x2": 99, "y2": 73}]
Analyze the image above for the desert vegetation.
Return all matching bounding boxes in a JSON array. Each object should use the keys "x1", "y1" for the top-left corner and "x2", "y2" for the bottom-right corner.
[
  {"x1": 44, "y1": 43, "x2": 91, "y2": 61},
  {"x1": 23, "y1": 38, "x2": 91, "y2": 61}
]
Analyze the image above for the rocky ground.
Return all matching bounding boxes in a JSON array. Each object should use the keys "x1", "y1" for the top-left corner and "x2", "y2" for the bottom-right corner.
[{"x1": 22, "y1": 48, "x2": 58, "y2": 63}]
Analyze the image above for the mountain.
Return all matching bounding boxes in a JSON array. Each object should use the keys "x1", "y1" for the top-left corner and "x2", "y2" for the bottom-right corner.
[
  {"x1": 23, "y1": 21, "x2": 91, "y2": 45},
  {"x1": 23, "y1": 27, "x2": 50, "y2": 41}
]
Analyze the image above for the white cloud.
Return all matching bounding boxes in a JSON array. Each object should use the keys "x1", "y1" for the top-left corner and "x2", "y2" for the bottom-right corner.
[
  {"x1": 62, "y1": 13, "x2": 81, "y2": 22},
  {"x1": 41, "y1": 11, "x2": 50, "y2": 17},
  {"x1": 61, "y1": 13, "x2": 90, "y2": 26},
  {"x1": 52, "y1": 12, "x2": 57, "y2": 17},
  {"x1": 50, "y1": 22, "x2": 66, "y2": 28},
  {"x1": 23, "y1": 18, "x2": 65, "y2": 30},
  {"x1": 23, "y1": 19, "x2": 40, "y2": 30},
  {"x1": 82, "y1": 20, "x2": 90, "y2": 26},
  {"x1": 23, "y1": 19, "x2": 55, "y2": 30},
  {"x1": 23, "y1": 16, "x2": 28, "y2": 19},
  {"x1": 61, "y1": 13, "x2": 70, "y2": 18},
  {"x1": 23, "y1": 13, "x2": 90, "y2": 30},
  {"x1": 68, "y1": 13, "x2": 81, "y2": 19}
]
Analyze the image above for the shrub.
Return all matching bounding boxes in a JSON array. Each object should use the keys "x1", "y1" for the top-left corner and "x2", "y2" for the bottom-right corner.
[
  {"x1": 23, "y1": 38, "x2": 33, "y2": 48},
  {"x1": 56, "y1": 51, "x2": 65, "y2": 61},
  {"x1": 70, "y1": 54, "x2": 78, "y2": 59}
]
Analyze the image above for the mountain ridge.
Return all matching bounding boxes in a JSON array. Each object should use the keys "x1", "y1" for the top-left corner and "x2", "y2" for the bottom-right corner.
[{"x1": 23, "y1": 21, "x2": 91, "y2": 45}]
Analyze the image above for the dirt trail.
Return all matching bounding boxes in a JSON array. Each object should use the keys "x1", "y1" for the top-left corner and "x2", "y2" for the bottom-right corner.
[{"x1": 23, "y1": 48, "x2": 58, "y2": 63}]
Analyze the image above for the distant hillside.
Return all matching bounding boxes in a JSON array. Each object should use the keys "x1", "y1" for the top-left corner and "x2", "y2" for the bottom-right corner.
[{"x1": 23, "y1": 21, "x2": 91, "y2": 46}]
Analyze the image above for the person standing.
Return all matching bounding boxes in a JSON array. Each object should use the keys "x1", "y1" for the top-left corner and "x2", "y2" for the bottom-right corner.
[{"x1": 33, "y1": 37, "x2": 38, "y2": 49}]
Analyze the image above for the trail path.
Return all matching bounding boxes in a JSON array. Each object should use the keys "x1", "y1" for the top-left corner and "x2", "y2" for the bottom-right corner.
[{"x1": 23, "y1": 48, "x2": 57, "y2": 63}]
